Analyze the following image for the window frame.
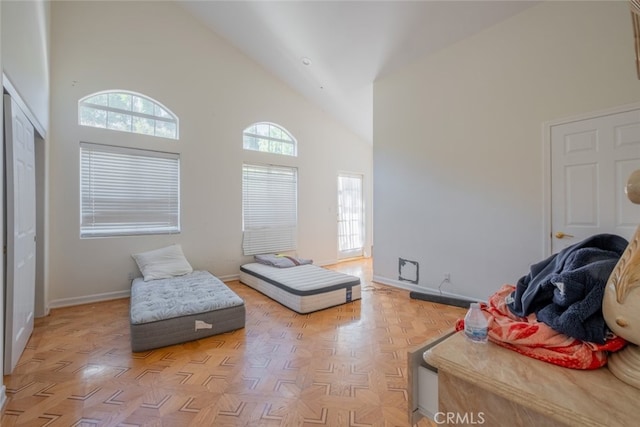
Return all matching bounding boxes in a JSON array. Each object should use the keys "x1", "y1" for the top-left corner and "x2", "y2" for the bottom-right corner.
[
  {"x1": 78, "y1": 90, "x2": 179, "y2": 139},
  {"x1": 337, "y1": 173, "x2": 365, "y2": 259},
  {"x1": 242, "y1": 122, "x2": 297, "y2": 156}
]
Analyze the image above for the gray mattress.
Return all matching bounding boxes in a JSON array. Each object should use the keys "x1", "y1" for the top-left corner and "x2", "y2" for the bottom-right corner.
[
  {"x1": 239, "y1": 263, "x2": 361, "y2": 313},
  {"x1": 130, "y1": 270, "x2": 245, "y2": 352}
]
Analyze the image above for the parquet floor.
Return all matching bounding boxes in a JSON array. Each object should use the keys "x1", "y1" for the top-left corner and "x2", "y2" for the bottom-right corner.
[{"x1": 1, "y1": 259, "x2": 465, "y2": 426}]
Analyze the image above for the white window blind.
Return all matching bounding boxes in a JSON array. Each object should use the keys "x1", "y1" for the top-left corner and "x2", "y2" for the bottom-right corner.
[
  {"x1": 80, "y1": 142, "x2": 180, "y2": 237},
  {"x1": 242, "y1": 163, "x2": 298, "y2": 255}
]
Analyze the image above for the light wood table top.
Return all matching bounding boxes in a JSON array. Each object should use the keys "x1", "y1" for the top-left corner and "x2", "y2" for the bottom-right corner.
[{"x1": 424, "y1": 332, "x2": 639, "y2": 427}]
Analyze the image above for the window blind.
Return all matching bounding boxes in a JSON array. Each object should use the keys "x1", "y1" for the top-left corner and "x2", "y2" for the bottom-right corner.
[
  {"x1": 80, "y1": 142, "x2": 180, "y2": 237},
  {"x1": 242, "y1": 163, "x2": 297, "y2": 255}
]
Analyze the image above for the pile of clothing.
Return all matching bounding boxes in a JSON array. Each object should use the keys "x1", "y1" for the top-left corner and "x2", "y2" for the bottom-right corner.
[{"x1": 457, "y1": 234, "x2": 628, "y2": 369}]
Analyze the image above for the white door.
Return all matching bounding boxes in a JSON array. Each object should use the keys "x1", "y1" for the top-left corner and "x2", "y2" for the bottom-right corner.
[
  {"x1": 551, "y1": 108, "x2": 640, "y2": 253},
  {"x1": 4, "y1": 95, "x2": 36, "y2": 373},
  {"x1": 337, "y1": 173, "x2": 364, "y2": 259}
]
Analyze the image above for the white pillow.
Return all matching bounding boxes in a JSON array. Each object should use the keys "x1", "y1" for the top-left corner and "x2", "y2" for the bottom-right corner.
[{"x1": 132, "y1": 244, "x2": 193, "y2": 281}]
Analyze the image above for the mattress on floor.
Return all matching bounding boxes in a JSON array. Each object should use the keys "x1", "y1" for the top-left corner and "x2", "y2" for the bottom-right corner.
[
  {"x1": 239, "y1": 262, "x2": 361, "y2": 314},
  {"x1": 130, "y1": 270, "x2": 245, "y2": 352}
]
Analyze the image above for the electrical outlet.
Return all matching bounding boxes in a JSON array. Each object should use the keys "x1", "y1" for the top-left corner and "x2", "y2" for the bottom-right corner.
[{"x1": 444, "y1": 273, "x2": 451, "y2": 282}]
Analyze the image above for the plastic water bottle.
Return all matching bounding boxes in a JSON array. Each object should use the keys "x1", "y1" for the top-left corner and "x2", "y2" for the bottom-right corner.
[{"x1": 464, "y1": 302, "x2": 488, "y2": 343}]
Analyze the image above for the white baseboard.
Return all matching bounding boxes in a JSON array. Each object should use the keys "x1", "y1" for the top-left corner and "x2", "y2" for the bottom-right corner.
[
  {"x1": 48, "y1": 290, "x2": 131, "y2": 309},
  {"x1": 45, "y1": 262, "x2": 362, "y2": 310},
  {"x1": 218, "y1": 273, "x2": 240, "y2": 282},
  {"x1": 47, "y1": 275, "x2": 240, "y2": 309},
  {"x1": 372, "y1": 275, "x2": 479, "y2": 303},
  {"x1": 316, "y1": 258, "x2": 339, "y2": 267}
]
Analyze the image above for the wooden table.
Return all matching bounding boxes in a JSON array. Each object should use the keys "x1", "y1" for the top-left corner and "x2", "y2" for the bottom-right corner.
[{"x1": 416, "y1": 332, "x2": 639, "y2": 426}]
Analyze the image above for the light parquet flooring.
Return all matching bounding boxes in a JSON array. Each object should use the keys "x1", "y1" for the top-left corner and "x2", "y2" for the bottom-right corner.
[{"x1": 1, "y1": 259, "x2": 465, "y2": 426}]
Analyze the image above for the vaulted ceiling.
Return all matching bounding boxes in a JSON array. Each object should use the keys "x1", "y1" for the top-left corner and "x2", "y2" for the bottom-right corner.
[{"x1": 180, "y1": 1, "x2": 538, "y2": 143}]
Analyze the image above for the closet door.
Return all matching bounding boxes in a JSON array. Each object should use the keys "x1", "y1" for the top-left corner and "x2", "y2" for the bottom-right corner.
[
  {"x1": 4, "y1": 95, "x2": 36, "y2": 373},
  {"x1": 550, "y1": 107, "x2": 640, "y2": 254}
]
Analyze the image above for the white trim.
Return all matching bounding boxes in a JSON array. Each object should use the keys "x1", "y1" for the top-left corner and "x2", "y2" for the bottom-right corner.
[
  {"x1": 0, "y1": 385, "x2": 6, "y2": 412},
  {"x1": 372, "y1": 275, "x2": 481, "y2": 303},
  {"x1": 47, "y1": 275, "x2": 244, "y2": 308},
  {"x1": 542, "y1": 120, "x2": 552, "y2": 258},
  {"x1": 542, "y1": 102, "x2": 640, "y2": 257},
  {"x1": 2, "y1": 72, "x2": 46, "y2": 138},
  {"x1": 243, "y1": 131, "x2": 293, "y2": 145},
  {"x1": 218, "y1": 273, "x2": 240, "y2": 282},
  {"x1": 80, "y1": 102, "x2": 176, "y2": 124},
  {"x1": 315, "y1": 258, "x2": 339, "y2": 267},
  {"x1": 544, "y1": 102, "x2": 640, "y2": 128},
  {"x1": 48, "y1": 290, "x2": 130, "y2": 309}
]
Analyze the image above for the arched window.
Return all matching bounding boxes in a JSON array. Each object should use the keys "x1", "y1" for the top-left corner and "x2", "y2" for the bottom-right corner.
[
  {"x1": 78, "y1": 90, "x2": 178, "y2": 139},
  {"x1": 243, "y1": 122, "x2": 296, "y2": 156}
]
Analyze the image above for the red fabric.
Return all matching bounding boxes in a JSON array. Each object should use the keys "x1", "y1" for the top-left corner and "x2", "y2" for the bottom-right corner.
[{"x1": 455, "y1": 285, "x2": 627, "y2": 370}]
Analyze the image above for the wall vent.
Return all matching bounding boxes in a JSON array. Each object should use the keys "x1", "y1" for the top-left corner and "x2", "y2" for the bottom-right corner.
[{"x1": 398, "y1": 258, "x2": 419, "y2": 284}]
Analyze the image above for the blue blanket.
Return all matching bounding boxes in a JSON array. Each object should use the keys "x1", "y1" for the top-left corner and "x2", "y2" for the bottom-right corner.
[{"x1": 506, "y1": 234, "x2": 627, "y2": 344}]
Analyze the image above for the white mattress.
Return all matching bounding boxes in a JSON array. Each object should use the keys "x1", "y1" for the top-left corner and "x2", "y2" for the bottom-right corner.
[{"x1": 239, "y1": 263, "x2": 361, "y2": 313}]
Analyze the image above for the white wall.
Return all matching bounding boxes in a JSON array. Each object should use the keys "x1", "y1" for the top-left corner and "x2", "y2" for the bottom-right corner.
[
  {"x1": 1, "y1": 0, "x2": 49, "y2": 133},
  {"x1": 373, "y1": 1, "x2": 640, "y2": 300},
  {"x1": 48, "y1": 1, "x2": 372, "y2": 306}
]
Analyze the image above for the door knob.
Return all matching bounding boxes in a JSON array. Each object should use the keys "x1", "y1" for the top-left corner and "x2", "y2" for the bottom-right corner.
[{"x1": 555, "y1": 232, "x2": 574, "y2": 239}]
